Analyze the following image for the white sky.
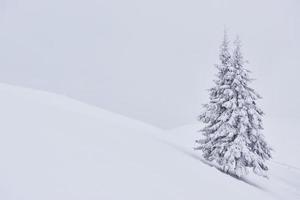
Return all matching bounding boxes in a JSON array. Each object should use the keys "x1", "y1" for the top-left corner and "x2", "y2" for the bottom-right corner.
[{"x1": 0, "y1": 0, "x2": 299, "y2": 128}]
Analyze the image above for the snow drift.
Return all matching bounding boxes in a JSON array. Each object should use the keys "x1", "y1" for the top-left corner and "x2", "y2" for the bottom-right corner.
[{"x1": 0, "y1": 84, "x2": 298, "y2": 199}]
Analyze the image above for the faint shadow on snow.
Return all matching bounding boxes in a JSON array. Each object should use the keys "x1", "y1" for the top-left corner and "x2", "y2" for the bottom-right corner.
[
  {"x1": 272, "y1": 161, "x2": 300, "y2": 172},
  {"x1": 157, "y1": 138, "x2": 267, "y2": 191}
]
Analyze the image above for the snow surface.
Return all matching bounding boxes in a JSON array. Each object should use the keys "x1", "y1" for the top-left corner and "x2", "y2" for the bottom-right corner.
[
  {"x1": 0, "y1": 83, "x2": 298, "y2": 199},
  {"x1": 167, "y1": 122, "x2": 300, "y2": 200}
]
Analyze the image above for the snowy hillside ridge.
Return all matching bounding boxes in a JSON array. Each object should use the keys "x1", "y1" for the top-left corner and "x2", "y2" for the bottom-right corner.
[
  {"x1": 0, "y1": 83, "x2": 279, "y2": 200},
  {"x1": 0, "y1": 83, "x2": 161, "y2": 133}
]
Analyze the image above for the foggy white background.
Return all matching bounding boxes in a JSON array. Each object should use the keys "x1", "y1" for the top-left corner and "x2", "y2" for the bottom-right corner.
[{"x1": 0, "y1": 0, "x2": 299, "y2": 128}]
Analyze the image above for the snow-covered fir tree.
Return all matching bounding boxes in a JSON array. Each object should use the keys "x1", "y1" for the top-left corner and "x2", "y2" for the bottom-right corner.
[{"x1": 196, "y1": 33, "x2": 272, "y2": 178}]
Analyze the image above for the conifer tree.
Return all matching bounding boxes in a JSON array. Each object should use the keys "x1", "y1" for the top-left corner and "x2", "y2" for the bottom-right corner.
[{"x1": 196, "y1": 34, "x2": 272, "y2": 178}]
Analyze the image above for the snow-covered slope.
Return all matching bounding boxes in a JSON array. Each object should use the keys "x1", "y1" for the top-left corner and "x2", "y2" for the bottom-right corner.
[
  {"x1": 167, "y1": 122, "x2": 300, "y2": 200},
  {"x1": 0, "y1": 84, "x2": 294, "y2": 200}
]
